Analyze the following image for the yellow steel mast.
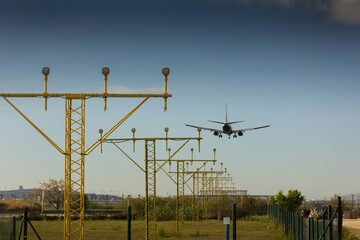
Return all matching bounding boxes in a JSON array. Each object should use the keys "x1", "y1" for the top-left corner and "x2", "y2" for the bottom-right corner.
[
  {"x1": 0, "y1": 67, "x2": 172, "y2": 240},
  {"x1": 102, "y1": 128, "x2": 202, "y2": 240}
]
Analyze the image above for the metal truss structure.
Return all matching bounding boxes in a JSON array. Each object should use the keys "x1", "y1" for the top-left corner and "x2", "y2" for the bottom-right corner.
[
  {"x1": 102, "y1": 128, "x2": 203, "y2": 240},
  {"x1": 1, "y1": 67, "x2": 172, "y2": 240}
]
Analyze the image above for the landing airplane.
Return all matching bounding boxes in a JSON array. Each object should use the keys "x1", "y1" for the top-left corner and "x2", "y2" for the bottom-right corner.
[{"x1": 185, "y1": 104, "x2": 270, "y2": 138}]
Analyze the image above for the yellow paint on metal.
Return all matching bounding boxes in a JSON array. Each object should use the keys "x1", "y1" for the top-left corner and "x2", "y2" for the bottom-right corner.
[{"x1": 1, "y1": 67, "x2": 172, "y2": 240}]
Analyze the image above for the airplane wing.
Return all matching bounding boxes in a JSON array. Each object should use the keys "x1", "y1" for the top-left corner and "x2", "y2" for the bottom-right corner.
[
  {"x1": 185, "y1": 124, "x2": 224, "y2": 133},
  {"x1": 233, "y1": 125, "x2": 270, "y2": 133}
]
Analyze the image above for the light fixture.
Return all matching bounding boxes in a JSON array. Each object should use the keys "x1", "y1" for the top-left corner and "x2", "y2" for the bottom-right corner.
[
  {"x1": 162, "y1": 67, "x2": 170, "y2": 76},
  {"x1": 99, "y1": 129, "x2": 103, "y2": 134},
  {"x1": 164, "y1": 127, "x2": 169, "y2": 132},
  {"x1": 131, "y1": 128, "x2": 136, "y2": 133},
  {"x1": 102, "y1": 67, "x2": 110, "y2": 76},
  {"x1": 42, "y1": 67, "x2": 50, "y2": 76}
]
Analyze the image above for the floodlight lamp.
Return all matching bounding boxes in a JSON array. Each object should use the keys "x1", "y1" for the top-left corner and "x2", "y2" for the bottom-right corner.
[
  {"x1": 42, "y1": 67, "x2": 50, "y2": 76},
  {"x1": 164, "y1": 127, "x2": 169, "y2": 132},
  {"x1": 131, "y1": 128, "x2": 136, "y2": 133},
  {"x1": 197, "y1": 128, "x2": 201, "y2": 132},
  {"x1": 162, "y1": 67, "x2": 170, "y2": 76},
  {"x1": 213, "y1": 148, "x2": 216, "y2": 152},
  {"x1": 99, "y1": 129, "x2": 103, "y2": 134},
  {"x1": 102, "y1": 67, "x2": 110, "y2": 76},
  {"x1": 168, "y1": 148, "x2": 171, "y2": 152},
  {"x1": 191, "y1": 148, "x2": 194, "y2": 152},
  {"x1": 221, "y1": 162, "x2": 223, "y2": 166}
]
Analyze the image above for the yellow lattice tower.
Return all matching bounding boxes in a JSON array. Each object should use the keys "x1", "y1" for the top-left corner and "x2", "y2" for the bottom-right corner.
[
  {"x1": 102, "y1": 127, "x2": 202, "y2": 240},
  {"x1": 1, "y1": 67, "x2": 172, "y2": 240},
  {"x1": 165, "y1": 148, "x2": 216, "y2": 235}
]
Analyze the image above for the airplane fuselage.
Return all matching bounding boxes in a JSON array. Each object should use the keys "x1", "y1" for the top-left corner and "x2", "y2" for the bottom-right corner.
[{"x1": 222, "y1": 123, "x2": 232, "y2": 135}]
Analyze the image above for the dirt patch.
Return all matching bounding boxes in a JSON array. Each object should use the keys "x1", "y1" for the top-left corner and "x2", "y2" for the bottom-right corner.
[
  {"x1": 343, "y1": 219, "x2": 360, "y2": 237},
  {"x1": 344, "y1": 219, "x2": 360, "y2": 229}
]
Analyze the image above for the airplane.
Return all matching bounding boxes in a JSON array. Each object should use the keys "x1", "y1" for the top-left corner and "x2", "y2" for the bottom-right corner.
[{"x1": 185, "y1": 104, "x2": 270, "y2": 138}]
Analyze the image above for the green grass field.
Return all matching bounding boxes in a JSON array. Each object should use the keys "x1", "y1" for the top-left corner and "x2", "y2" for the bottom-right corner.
[{"x1": 10, "y1": 217, "x2": 286, "y2": 239}]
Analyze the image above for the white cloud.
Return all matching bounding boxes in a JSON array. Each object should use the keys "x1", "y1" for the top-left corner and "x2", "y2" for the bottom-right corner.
[
  {"x1": 329, "y1": 0, "x2": 360, "y2": 25},
  {"x1": 231, "y1": 0, "x2": 360, "y2": 25}
]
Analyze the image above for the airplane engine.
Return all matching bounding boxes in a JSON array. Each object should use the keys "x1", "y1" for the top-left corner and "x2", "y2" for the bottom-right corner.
[
  {"x1": 213, "y1": 131, "x2": 219, "y2": 136},
  {"x1": 238, "y1": 131, "x2": 243, "y2": 136}
]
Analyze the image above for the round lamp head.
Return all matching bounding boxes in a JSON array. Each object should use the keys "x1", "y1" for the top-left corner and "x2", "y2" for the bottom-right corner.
[
  {"x1": 164, "y1": 127, "x2": 169, "y2": 132},
  {"x1": 213, "y1": 148, "x2": 216, "y2": 152},
  {"x1": 42, "y1": 67, "x2": 50, "y2": 76},
  {"x1": 197, "y1": 128, "x2": 201, "y2": 132},
  {"x1": 102, "y1": 67, "x2": 110, "y2": 76},
  {"x1": 162, "y1": 67, "x2": 170, "y2": 76},
  {"x1": 168, "y1": 148, "x2": 171, "y2": 152},
  {"x1": 131, "y1": 128, "x2": 136, "y2": 133},
  {"x1": 99, "y1": 129, "x2": 103, "y2": 134},
  {"x1": 191, "y1": 148, "x2": 194, "y2": 152}
]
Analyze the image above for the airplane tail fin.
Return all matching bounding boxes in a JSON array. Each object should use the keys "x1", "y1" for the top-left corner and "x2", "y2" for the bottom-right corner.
[{"x1": 225, "y1": 103, "x2": 228, "y2": 123}]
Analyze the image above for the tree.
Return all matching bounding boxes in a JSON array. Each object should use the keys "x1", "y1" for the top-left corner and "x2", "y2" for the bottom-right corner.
[
  {"x1": 270, "y1": 189, "x2": 305, "y2": 211},
  {"x1": 35, "y1": 179, "x2": 64, "y2": 211}
]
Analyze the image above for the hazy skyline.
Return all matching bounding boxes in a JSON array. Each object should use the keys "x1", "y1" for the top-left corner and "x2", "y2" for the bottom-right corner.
[{"x1": 0, "y1": 0, "x2": 359, "y2": 200}]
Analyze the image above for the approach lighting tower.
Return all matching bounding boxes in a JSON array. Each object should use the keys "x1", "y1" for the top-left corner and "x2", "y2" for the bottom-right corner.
[
  {"x1": 0, "y1": 67, "x2": 172, "y2": 240},
  {"x1": 102, "y1": 127, "x2": 204, "y2": 240}
]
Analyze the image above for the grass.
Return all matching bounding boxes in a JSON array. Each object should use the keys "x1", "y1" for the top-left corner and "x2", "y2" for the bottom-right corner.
[
  {"x1": 0, "y1": 200, "x2": 40, "y2": 211},
  {"x1": 8, "y1": 216, "x2": 286, "y2": 240}
]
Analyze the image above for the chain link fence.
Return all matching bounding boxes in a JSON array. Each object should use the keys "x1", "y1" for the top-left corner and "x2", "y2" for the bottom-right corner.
[
  {"x1": 0, "y1": 195, "x2": 288, "y2": 239},
  {"x1": 3, "y1": 196, "x2": 351, "y2": 239}
]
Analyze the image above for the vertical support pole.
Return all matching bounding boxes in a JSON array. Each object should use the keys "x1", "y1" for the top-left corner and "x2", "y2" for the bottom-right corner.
[
  {"x1": 64, "y1": 98, "x2": 71, "y2": 240},
  {"x1": 127, "y1": 206, "x2": 131, "y2": 240},
  {"x1": 64, "y1": 98, "x2": 86, "y2": 240},
  {"x1": 226, "y1": 224, "x2": 230, "y2": 240},
  {"x1": 308, "y1": 218, "x2": 311, "y2": 240},
  {"x1": 12, "y1": 216, "x2": 16, "y2": 240},
  {"x1": 321, "y1": 219, "x2": 326, "y2": 239},
  {"x1": 24, "y1": 207, "x2": 28, "y2": 240},
  {"x1": 329, "y1": 205, "x2": 333, "y2": 240},
  {"x1": 300, "y1": 216, "x2": 303, "y2": 240},
  {"x1": 232, "y1": 203, "x2": 236, "y2": 240},
  {"x1": 145, "y1": 140, "x2": 156, "y2": 240},
  {"x1": 337, "y1": 197, "x2": 342, "y2": 240},
  {"x1": 195, "y1": 172, "x2": 200, "y2": 222},
  {"x1": 176, "y1": 161, "x2": 185, "y2": 235}
]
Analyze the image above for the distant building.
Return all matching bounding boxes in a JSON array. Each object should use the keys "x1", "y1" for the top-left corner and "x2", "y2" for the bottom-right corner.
[
  {"x1": 0, "y1": 186, "x2": 36, "y2": 200},
  {"x1": 0, "y1": 186, "x2": 123, "y2": 203}
]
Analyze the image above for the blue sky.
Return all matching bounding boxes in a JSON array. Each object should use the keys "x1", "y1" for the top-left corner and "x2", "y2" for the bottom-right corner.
[{"x1": 0, "y1": 0, "x2": 359, "y2": 200}]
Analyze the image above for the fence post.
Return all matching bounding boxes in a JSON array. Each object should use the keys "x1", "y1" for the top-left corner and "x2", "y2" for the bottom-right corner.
[
  {"x1": 127, "y1": 206, "x2": 131, "y2": 240},
  {"x1": 328, "y1": 205, "x2": 333, "y2": 240},
  {"x1": 300, "y1": 215, "x2": 303, "y2": 240},
  {"x1": 232, "y1": 203, "x2": 236, "y2": 240},
  {"x1": 24, "y1": 207, "x2": 28, "y2": 240},
  {"x1": 309, "y1": 218, "x2": 312, "y2": 240},
  {"x1": 12, "y1": 216, "x2": 16, "y2": 240},
  {"x1": 337, "y1": 197, "x2": 342, "y2": 240}
]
